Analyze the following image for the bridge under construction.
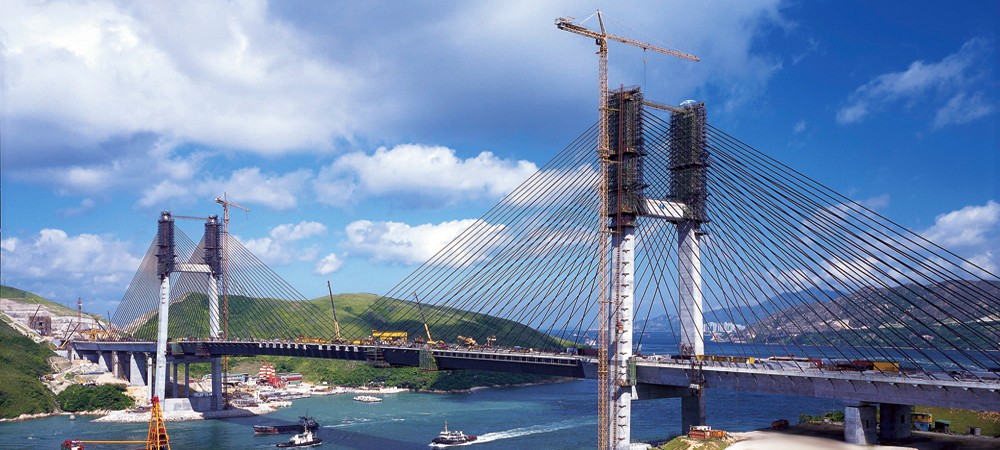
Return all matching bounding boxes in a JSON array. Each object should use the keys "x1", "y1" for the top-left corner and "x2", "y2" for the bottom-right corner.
[{"x1": 76, "y1": 12, "x2": 999, "y2": 450}]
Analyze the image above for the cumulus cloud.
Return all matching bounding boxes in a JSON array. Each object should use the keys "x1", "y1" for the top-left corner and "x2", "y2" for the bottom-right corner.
[
  {"x1": 314, "y1": 253, "x2": 345, "y2": 275},
  {"x1": 921, "y1": 200, "x2": 999, "y2": 248},
  {"x1": 837, "y1": 38, "x2": 994, "y2": 127},
  {"x1": 1, "y1": 0, "x2": 364, "y2": 158},
  {"x1": 237, "y1": 221, "x2": 327, "y2": 266},
  {"x1": 0, "y1": 229, "x2": 142, "y2": 308},
  {"x1": 342, "y1": 219, "x2": 505, "y2": 266},
  {"x1": 140, "y1": 167, "x2": 311, "y2": 210},
  {"x1": 314, "y1": 144, "x2": 538, "y2": 208}
]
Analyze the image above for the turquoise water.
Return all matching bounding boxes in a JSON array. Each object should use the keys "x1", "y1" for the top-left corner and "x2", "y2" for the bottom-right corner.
[{"x1": 2, "y1": 380, "x2": 844, "y2": 449}]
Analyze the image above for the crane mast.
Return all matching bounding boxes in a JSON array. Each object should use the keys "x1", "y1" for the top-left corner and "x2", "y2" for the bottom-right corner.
[{"x1": 556, "y1": 11, "x2": 698, "y2": 450}]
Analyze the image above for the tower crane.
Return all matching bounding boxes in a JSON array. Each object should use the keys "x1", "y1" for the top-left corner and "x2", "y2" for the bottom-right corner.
[
  {"x1": 214, "y1": 193, "x2": 249, "y2": 409},
  {"x1": 556, "y1": 11, "x2": 698, "y2": 450}
]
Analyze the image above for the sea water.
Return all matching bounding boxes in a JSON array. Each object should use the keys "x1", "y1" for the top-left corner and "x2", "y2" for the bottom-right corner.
[
  {"x1": 2, "y1": 331, "x2": 851, "y2": 449},
  {"x1": 1, "y1": 382, "x2": 844, "y2": 450}
]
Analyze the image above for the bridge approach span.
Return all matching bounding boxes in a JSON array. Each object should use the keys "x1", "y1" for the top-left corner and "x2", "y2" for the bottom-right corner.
[{"x1": 75, "y1": 340, "x2": 999, "y2": 413}]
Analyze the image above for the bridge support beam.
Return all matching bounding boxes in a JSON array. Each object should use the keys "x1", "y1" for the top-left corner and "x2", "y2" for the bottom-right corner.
[
  {"x1": 677, "y1": 221, "x2": 703, "y2": 357},
  {"x1": 172, "y1": 362, "x2": 179, "y2": 398},
  {"x1": 844, "y1": 401, "x2": 877, "y2": 445},
  {"x1": 154, "y1": 276, "x2": 170, "y2": 401},
  {"x1": 879, "y1": 403, "x2": 912, "y2": 440}
]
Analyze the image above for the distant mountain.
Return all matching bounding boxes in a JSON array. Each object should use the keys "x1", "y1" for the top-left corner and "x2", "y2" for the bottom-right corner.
[
  {"x1": 747, "y1": 280, "x2": 1000, "y2": 348},
  {"x1": 633, "y1": 287, "x2": 837, "y2": 333}
]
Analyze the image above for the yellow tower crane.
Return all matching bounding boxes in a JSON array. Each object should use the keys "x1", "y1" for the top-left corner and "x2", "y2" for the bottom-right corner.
[{"x1": 556, "y1": 11, "x2": 698, "y2": 450}]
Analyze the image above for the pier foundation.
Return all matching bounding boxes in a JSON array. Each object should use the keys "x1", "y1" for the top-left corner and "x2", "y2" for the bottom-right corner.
[
  {"x1": 844, "y1": 401, "x2": 877, "y2": 445},
  {"x1": 879, "y1": 403, "x2": 912, "y2": 440},
  {"x1": 681, "y1": 395, "x2": 707, "y2": 433}
]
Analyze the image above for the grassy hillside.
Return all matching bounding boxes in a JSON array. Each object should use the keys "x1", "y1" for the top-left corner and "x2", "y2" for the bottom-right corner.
[
  {"x1": 915, "y1": 406, "x2": 1000, "y2": 436},
  {"x1": 128, "y1": 292, "x2": 573, "y2": 349},
  {"x1": 0, "y1": 285, "x2": 78, "y2": 316},
  {"x1": 0, "y1": 321, "x2": 57, "y2": 418}
]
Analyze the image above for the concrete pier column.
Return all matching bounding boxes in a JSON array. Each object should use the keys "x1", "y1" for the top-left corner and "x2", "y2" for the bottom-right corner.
[
  {"x1": 172, "y1": 363, "x2": 178, "y2": 398},
  {"x1": 681, "y1": 395, "x2": 707, "y2": 433},
  {"x1": 111, "y1": 352, "x2": 120, "y2": 379},
  {"x1": 844, "y1": 401, "x2": 877, "y2": 445},
  {"x1": 211, "y1": 357, "x2": 222, "y2": 410},
  {"x1": 129, "y1": 352, "x2": 146, "y2": 387},
  {"x1": 879, "y1": 403, "x2": 912, "y2": 440},
  {"x1": 154, "y1": 276, "x2": 170, "y2": 401},
  {"x1": 677, "y1": 222, "x2": 703, "y2": 357},
  {"x1": 146, "y1": 353, "x2": 154, "y2": 400},
  {"x1": 185, "y1": 363, "x2": 190, "y2": 398}
]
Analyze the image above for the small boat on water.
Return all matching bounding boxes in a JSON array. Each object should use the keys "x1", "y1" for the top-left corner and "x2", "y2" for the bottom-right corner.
[
  {"x1": 431, "y1": 421, "x2": 477, "y2": 445},
  {"x1": 353, "y1": 395, "x2": 382, "y2": 403},
  {"x1": 276, "y1": 427, "x2": 322, "y2": 448},
  {"x1": 254, "y1": 416, "x2": 319, "y2": 434}
]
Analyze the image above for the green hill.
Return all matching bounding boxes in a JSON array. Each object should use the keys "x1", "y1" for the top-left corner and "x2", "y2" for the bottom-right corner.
[
  {"x1": 0, "y1": 321, "x2": 57, "y2": 418},
  {"x1": 126, "y1": 292, "x2": 572, "y2": 349},
  {"x1": 0, "y1": 285, "x2": 78, "y2": 316}
]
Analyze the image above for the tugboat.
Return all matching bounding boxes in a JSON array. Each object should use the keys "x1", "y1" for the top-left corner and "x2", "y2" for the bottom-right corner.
[
  {"x1": 254, "y1": 416, "x2": 320, "y2": 434},
  {"x1": 431, "y1": 421, "x2": 477, "y2": 445},
  {"x1": 276, "y1": 426, "x2": 322, "y2": 448}
]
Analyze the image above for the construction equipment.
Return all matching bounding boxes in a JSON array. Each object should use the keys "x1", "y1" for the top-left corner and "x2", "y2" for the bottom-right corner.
[
  {"x1": 413, "y1": 292, "x2": 438, "y2": 345},
  {"x1": 372, "y1": 331, "x2": 407, "y2": 343},
  {"x1": 556, "y1": 11, "x2": 698, "y2": 450},
  {"x1": 327, "y1": 281, "x2": 342, "y2": 341},
  {"x1": 215, "y1": 193, "x2": 249, "y2": 409},
  {"x1": 62, "y1": 396, "x2": 170, "y2": 450},
  {"x1": 456, "y1": 335, "x2": 478, "y2": 347},
  {"x1": 485, "y1": 336, "x2": 497, "y2": 347}
]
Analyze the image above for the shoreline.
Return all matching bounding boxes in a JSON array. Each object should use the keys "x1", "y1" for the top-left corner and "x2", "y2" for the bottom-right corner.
[{"x1": 3, "y1": 378, "x2": 574, "y2": 423}]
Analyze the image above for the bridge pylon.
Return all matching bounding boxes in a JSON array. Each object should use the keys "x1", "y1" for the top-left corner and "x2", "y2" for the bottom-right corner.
[{"x1": 152, "y1": 211, "x2": 225, "y2": 409}]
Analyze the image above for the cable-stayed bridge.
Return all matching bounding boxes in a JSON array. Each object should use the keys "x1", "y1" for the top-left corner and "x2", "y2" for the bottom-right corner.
[{"x1": 75, "y1": 90, "x2": 999, "y2": 447}]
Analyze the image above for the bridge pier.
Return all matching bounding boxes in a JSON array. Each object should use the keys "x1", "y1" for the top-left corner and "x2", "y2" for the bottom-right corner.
[
  {"x1": 681, "y1": 395, "x2": 707, "y2": 432},
  {"x1": 211, "y1": 358, "x2": 222, "y2": 410},
  {"x1": 878, "y1": 403, "x2": 912, "y2": 440},
  {"x1": 844, "y1": 401, "x2": 877, "y2": 445},
  {"x1": 129, "y1": 352, "x2": 148, "y2": 387}
]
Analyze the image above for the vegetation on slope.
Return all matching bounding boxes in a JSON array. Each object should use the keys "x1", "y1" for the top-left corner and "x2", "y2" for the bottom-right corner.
[
  {"x1": 228, "y1": 356, "x2": 557, "y2": 392},
  {"x1": 0, "y1": 285, "x2": 78, "y2": 315},
  {"x1": 56, "y1": 384, "x2": 134, "y2": 412},
  {"x1": 0, "y1": 321, "x2": 57, "y2": 418},
  {"x1": 130, "y1": 292, "x2": 574, "y2": 349}
]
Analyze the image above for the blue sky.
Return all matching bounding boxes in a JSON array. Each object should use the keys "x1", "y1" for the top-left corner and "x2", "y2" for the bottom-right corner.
[{"x1": 1, "y1": 0, "x2": 997, "y2": 316}]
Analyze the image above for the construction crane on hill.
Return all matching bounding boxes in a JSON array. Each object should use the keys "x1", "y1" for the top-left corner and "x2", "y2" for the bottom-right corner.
[{"x1": 556, "y1": 11, "x2": 698, "y2": 450}]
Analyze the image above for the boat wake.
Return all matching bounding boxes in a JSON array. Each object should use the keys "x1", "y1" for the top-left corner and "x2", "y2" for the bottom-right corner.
[{"x1": 428, "y1": 418, "x2": 591, "y2": 447}]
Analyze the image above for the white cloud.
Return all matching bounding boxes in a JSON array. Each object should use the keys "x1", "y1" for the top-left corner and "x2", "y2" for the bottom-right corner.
[
  {"x1": 314, "y1": 144, "x2": 538, "y2": 208},
  {"x1": 837, "y1": 38, "x2": 993, "y2": 127},
  {"x1": 60, "y1": 198, "x2": 96, "y2": 217},
  {"x1": 921, "y1": 200, "x2": 999, "y2": 248},
  {"x1": 139, "y1": 167, "x2": 311, "y2": 210},
  {"x1": 859, "y1": 194, "x2": 890, "y2": 210},
  {"x1": 342, "y1": 219, "x2": 505, "y2": 266},
  {"x1": 314, "y1": 253, "x2": 345, "y2": 275},
  {"x1": 932, "y1": 92, "x2": 995, "y2": 129},
  {"x1": 0, "y1": 229, "x2": 141, "y2": 307},
  {"x1": 1, "y1": 0, "x2": 364, "y2": 155},
  {"x1": 792, "y1": 120, "x2": 806, "y2": 134},
  {"x1": 237, "y1": 221, "x2": 327, "y2": 266}
]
